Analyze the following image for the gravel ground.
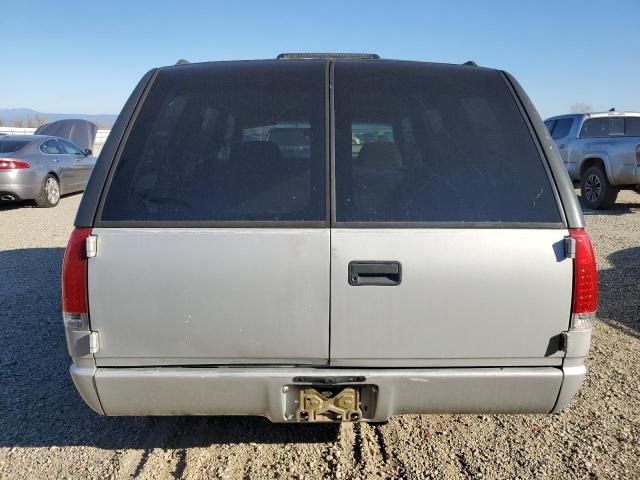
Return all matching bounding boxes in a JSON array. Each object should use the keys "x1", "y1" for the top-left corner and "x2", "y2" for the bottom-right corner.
[{"x1": 0, "y1": 191, "x2": 639, "y2": 479}]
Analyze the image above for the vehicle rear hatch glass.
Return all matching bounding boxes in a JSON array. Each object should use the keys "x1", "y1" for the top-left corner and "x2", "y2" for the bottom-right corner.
[{"x1": 334, "y1": 61, "x2": 562, "y2": 224}]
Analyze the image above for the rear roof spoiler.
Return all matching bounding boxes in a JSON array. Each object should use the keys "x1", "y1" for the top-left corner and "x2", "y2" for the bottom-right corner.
[{"x1": 277, "y1": 53, "x2": 380, "y2": 60}]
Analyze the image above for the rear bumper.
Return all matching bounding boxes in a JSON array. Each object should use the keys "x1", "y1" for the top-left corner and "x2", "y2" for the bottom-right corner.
[
  {"x1": 70, "y1": 365, "x2": 585, "y2": 421},
  {"x1": 0, "y1": 170, "x2": 41, "y2": 200}
]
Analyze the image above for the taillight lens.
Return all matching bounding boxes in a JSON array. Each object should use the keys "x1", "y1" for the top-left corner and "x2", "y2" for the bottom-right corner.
[
  {"x1": 62, "y1": 228, "x2": 92, "y2": 330},
  {"x1": 569, "y1": 228, "x2": 597, "y2": 330},
  {"x1": 0, "y1": 159, "x2": 30, "y2": 169}
]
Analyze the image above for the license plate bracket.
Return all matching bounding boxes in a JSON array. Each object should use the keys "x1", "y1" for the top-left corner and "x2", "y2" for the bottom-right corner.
[{"x1": 283, "y1": 384, "x2": 377, "y2": 422}]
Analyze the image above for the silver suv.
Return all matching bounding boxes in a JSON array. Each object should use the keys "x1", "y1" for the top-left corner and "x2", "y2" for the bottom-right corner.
[
  {"x1": 544, "y1": 112, "x2": 640, "y2": 209},
  {"x1": 62, "y1": 54, "x2": 595, "y2": 423}
]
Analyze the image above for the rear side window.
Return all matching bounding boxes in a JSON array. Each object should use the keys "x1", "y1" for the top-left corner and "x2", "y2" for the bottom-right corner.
[
  {"x1": 580, "y1": 118, "x2": 609, "y2": 138},
  {"x1": 625, "y1": 117, "x2": 640, "y2": 136},
  {"x1": 610, "y1": 118, "x2": 625, "y2": 136},
  {"x1": 100, "y1": 61, "x2": 326, "y2": 223},
  {"x1": 333, "y1": 62, "x2": 562, "y2": 224},
  {"x1": 550, "y1": 118, "x2": 573, "y2": 139},
  {"x1": 41, "y1": 140, "x2": 63, "y2": 154},
  {"x1": 0, "y1": 139, "x2": 29, "y2": 153}
]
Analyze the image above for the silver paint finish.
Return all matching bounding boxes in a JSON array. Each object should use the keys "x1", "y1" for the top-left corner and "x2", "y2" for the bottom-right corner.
[
  {"x1": 69, "y1": 363, "x2": 104, "y2": 415},
  {"x1": 89, "y1": 228, "x2": 330, "y2": 365},
  {"x1": 552, "y1": 359, "x2": 587, "y2": 413},
  {"x1": 89, "y1": 366, "x2": 563, "y2": 419},
  {"x1": 0, "y1": 135, "x2": 96, "y2": 201},
  {"x1": 545, "y1": 112, "x2": 640, "y2": 185},
  {"x1": 330, "y1": 229, "x2": 572, "y2": 365}
]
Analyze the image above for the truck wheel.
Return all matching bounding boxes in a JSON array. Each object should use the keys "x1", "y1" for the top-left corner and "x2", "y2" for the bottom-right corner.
[
  {"x1": 35, "y1": 174, "x2": 60, "y2": 208},
  {"x1": 580, "y1": 166, "x2": 618, "y2": 209}
]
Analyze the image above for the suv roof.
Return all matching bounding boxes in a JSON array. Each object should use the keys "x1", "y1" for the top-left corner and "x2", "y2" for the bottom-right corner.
[
  {"x1": 547, "y1": 111, "x2": 640, "y2": 121},
  {"x1": 585, "y1": 111, "x2": 640, "y2": 118}
]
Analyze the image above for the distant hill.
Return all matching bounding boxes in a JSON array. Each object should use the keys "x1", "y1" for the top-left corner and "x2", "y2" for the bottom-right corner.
[{"x1": 0, "y1": 108, "x2": 117, "y2": 128}]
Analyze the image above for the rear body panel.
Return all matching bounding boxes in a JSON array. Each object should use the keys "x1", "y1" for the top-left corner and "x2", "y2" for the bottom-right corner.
[
  {"x1": 89, "y1": 228, "x2": 330, "y2": 366},
  {"x1": 574, "y1": 137, "x2": 640, "y2": 185}
]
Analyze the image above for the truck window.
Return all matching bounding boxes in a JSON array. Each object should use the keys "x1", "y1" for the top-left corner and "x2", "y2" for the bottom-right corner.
[
  {"x1": 580, "y1": 118, "x2": 609, "y2": 138},
  {"x1": 610, "y1": 118, "x2": 625, "y2": 136},
  {"x1": 100, "y1": 62, "x2": 326, "y2": 223},
  {"x1": 625, "y1": 117, "x2": 640, "y2": 136},
  {"x1": 550, "y1": 118, "x2": 573, "y2": 139},
  {"x1": 544, "y1": 119, "x2": 556, "y2": 134},
  {"x1": 333, "y1": 61, "x2": 562, "y2": 224}
]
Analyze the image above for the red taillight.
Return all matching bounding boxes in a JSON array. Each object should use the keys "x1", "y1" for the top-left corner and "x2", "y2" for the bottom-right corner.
[
  {"x1": 0, "y1": 159, "x2": 30, "y2": 169},
  {"x1": 569, "y1": 228, "x2": 597, "y2": 329},
  {"x1": 62, "y1": 228, "x2": 92, "y2": 330}
]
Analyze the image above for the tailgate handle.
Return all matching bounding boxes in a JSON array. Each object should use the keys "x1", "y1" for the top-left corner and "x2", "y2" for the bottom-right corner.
[{"x1": 348, "y1": 261, "x2": 401, "y2": 286}]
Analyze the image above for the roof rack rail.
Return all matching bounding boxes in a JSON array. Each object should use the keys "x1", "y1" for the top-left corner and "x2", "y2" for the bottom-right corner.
[
  {"x1": 175, "y1": 59, "x2": 190, "y2": 65},
  {"x1": 277, "y1": 52, "x2": 380, "y2": 60},
  {"x1": 462, "y1": 60, "x2": 478, "y2": 67}
]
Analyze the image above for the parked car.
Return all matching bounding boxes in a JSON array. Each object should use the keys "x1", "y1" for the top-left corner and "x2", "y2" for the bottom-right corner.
[
  {"x1": 64, "y1": 54, "x2": 595, "y2": 423},
  {"x1": 544, "y1": 112, "x2": 640, "y2": 209},
  {"x1": 0, "y1": 135, "x2": 96, "y2": 207}
]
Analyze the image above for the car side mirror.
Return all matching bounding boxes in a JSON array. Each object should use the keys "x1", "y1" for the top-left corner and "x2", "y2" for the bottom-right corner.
[{"x1": 84, "y1": 149, "x2": 92, "y2": 156}]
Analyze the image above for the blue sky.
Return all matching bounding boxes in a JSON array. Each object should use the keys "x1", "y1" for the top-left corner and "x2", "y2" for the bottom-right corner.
[{"x1": 1, "y1": 0, "x2": 638, "y2": 119}]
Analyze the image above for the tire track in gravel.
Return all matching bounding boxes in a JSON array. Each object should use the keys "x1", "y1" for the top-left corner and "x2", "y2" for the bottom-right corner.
[
  {"x1": 347, "y1": 423, "x2": 398, "y2": 479},
  {"x1": 372, "y1": 424, "x2": 409, "y2": 479}
]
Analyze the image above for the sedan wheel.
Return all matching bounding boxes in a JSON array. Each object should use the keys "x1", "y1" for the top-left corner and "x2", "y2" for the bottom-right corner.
[
  {"x1": 45, "y1": 177, "x2": 60, "y2": 204},
  {"x1": 35, "y1": 174, "x2": 60, "y2": 208}
]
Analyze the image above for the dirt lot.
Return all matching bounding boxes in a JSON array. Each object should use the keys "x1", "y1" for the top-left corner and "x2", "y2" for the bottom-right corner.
[{"x1": 1, "y1": 191, "x2": 639, "y2": 480}]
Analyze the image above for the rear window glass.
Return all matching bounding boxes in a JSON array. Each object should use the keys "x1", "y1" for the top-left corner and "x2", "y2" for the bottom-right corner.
[
  {"x1": 101, "y1": 62, "x2": 326, "y2": 222},
  {"x1": 625, "y1": 117, "x2": 640, "y2": 136},
  {"x1": 0, "y1": 139, "x2": 29, "y2": 153},
  {"x1": 550, "y1": 118, "x2": 573, "y2": 139},
  {"x1": 333, "y1": 62, "x2": 562, "y2": 223},
  {"x1": 580, "y1": 118, "x2": 609, "y2": 138},
  {"x1": 610, "y1": 117, "x2": 625, "y2": 136}
]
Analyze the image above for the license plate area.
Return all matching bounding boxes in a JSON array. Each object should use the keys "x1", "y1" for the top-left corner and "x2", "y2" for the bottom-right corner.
[{"x1": 284, "y1": 385, "x2": 377, "y2": 422}]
